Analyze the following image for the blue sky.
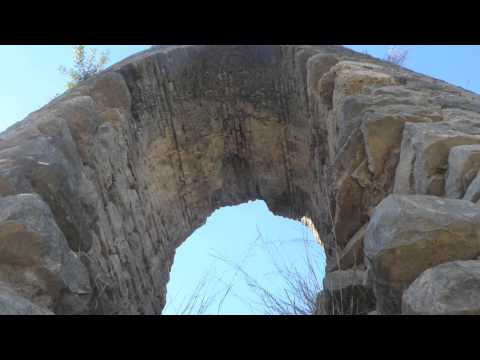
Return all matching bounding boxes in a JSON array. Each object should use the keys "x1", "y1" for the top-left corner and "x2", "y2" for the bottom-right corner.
[
  {"x1": 0, "y1": 45, "x2": 150, "y2": 127},
  {"x1": 1, "y1": 45, "x2": 479, "y2": 315}
]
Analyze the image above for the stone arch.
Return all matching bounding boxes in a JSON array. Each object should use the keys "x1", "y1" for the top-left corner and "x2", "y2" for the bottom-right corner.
[
  {"x1": 109, "y1": 45, "x2": 334, "y2": 313},
  {"x1": 2, "y1": 45, "x2": 480, "y2": 314}
]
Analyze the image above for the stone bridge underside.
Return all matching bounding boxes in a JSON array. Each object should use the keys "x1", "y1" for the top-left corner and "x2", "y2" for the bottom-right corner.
[{"x1": 3, "y1": 45, "x2": 480, "y2": 314}]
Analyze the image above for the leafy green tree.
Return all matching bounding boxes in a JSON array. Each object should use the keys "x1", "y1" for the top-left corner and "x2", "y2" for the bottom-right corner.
[{"x1": 59, "y1": 45, "x2": 109, "y2": 89}]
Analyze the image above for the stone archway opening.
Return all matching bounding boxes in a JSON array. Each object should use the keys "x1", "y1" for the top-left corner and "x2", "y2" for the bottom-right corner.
[
  {"x1": 0, "y1": 45, "x2": 364, "y2": 315},
  {"x1": 6, "y1": 45, "x2": 480, "y2": 315},
  {"x1": 162, "y1": 199, "x2": 325, "y2": 315}
]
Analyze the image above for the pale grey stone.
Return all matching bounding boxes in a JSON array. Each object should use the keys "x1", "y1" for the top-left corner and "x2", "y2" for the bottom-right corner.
[
  {"x1": 365, "y1": 194, "x2": 480, "y2": 314},
  {"x1": 402, "y1": 260, "x2": 480, "y2": 315},
  {"x1": 445, "y1": 145, "x2": 480, "y2": 198},
  {"x1": 0, "y1": 282, "x2": 53, "y2": 315},
  {"x1": 321, "y1": 270, "x2": 376, "y2": 315}
]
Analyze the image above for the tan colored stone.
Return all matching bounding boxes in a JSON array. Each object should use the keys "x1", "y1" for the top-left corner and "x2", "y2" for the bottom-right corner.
[
  {"x1": 365, "y1": 194, "x2": 480, "y2": 314},
  {"x1": 1, "y1": 45, "x2": 480, "y2": 315},
  {"x1": 328, "y1": 224, "x2": 367, "y2": 272},
  {"x1": 361, "y1": 105, "x2": 442, "y2": 176},
  {"x1": 0, "y1": 194, "x2": 91, "y2": 314},
  {"x1": 394, "y1": 121, "x2": 480, "y2": 196}
]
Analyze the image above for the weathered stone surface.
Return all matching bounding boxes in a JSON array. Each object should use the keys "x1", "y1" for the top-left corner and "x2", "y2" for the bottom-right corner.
[
  {"x1": 2, "y1": 45, "x2": 480, "y2": 314},
  {"x1": 322, "y1": 269, "x2": 376, "y2": 315},
  {"x1": 394, "y1": 121, "x2": 480, "y2": 196},
  {"x1": 0, "y1": 194, "x2": 91, "y2": 314},
  {"x1": 365, "y1": 194, "x2": 480, "y2": 314},
  {"x1": 362, "y1": 104, "x2": 442, "y2": 177},
  {"x1": 327, "y1": 225, "x2": 366, "y2": 272},
  {"x1": 445, "y1": 145, "x2": 480, "y2": 198},
  {"x1": 402, "y1": 260, "x2": 480, "y2": 315},
  {"x1": 0, "y1": 282, "x2": 53, "y2": 315},
  {"x1": 463, "y1": 170, "x2": 480, "y2": 203},
  {"x1": 324, "y1": 269, "x2": 366, "y2": 290}
]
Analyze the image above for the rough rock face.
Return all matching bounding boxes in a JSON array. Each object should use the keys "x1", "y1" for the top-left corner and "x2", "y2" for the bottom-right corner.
[
  {"x1": 2, "y1": 45, "x2": 480, "y2": 314},
  {"x1": 364, "y1": 195, "x2": 480, "y2": 314},
  {"x1": 402, "y1": 260, "x2": 480, "y2": 315},
  {"x1": 445, "y1": 145, "x2": 480, "y2": 199},
  {"x1": 0, "y1": 194, "x2": 91, "y2": 314},
  {"x1": 0, "y1": 281, "x2": 54, "y2": 315},
  {"x1": 319, "y1": 269, "x2": 375, "y2": 315}
]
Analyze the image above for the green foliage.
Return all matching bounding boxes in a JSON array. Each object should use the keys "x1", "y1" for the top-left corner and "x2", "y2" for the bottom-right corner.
[{"x1": 59, "y1": 45, "x2": 109, "y2": 89}]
